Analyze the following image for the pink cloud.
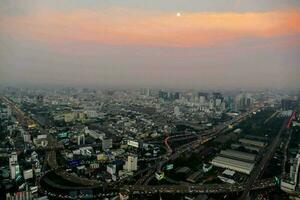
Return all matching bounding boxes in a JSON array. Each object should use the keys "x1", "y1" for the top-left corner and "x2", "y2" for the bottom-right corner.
[{"x1": 1, "y1": 8, "x2": 300, "y2": 47}]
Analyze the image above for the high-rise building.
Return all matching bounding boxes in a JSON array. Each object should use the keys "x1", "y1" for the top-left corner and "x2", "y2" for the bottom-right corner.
[
  {"x1": 124, "y1": 155, "x2": 138, "y2": 171},
  {"x1": 158, "y1": 91, "x2": 180, "y2": 101},
  {"x1": 146, "y1": 89, "x2": 151, "y2": 96},
  {"x1": 234, "y1": 93, "x2": 253, "y2": 111},
  {"x1": 198, "y1": 92, "x2": 208, "y2": 105},
  {"x1": 159, "y1": 90, "x2": 168, "y2": 101},
  {"x1": 212, "y1": 92, "x2": 223, "y2": 100},
  {"x1": 215, "y1": 98, "x2": 222, "y2": 107},
  {"x1": 107, "y1": 164, "x2": 117, "y2": 175},
  {"x1": 23, "y1": 134, "x2": 31, "y2": 143},
  {"x1": 10, "y1": 163, "x2": 20, "y2": 180},
  {"x1": 9, "y1": 152, "x2": 18, "y2": 163},
  {"x1": 290, "y1": 154, "x2": 300, "y2": 185},
  {"x1": 140, "y1": 88, "x2": 152, "y2": 96},
  {"x1": 77, "y1": 134, "x2": 85, "y2": 145},
  {"x1": 281, "y1": 153, "x2": 300, "y2": 192},
  {"x1": 9, "y1": 152, "x2": 18, "y2": 179},
  {"x1": 174, "y1": 106, "x2": 181, "y2": 117},
  {"x1": 173, "y1": 92, "x2": 180, "y2": 100},
  {"x1": 102, "y1": 137, "x2": 112, "y2": 151},
  {"x1": 209, "y1": 99, "x2": 214, "y2": 110}
]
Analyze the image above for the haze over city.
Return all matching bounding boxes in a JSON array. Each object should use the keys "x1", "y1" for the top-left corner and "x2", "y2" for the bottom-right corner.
[
  {"x1": 1, "y1": 1, "x2": 300, "y2": 200},
  {"x1": 1, "y1": 0, "x2": 300, "y2": 89}
]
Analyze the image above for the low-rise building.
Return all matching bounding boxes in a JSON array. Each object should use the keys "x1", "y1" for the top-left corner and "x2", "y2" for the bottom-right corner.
[
  {"x1": 211, "y1": 156, "x2": 254, "y2": 175},
  {"x1": 238, "y1": 138, "x2": 265, "y2": 148},
  {"x1": 220, "y1": 149, "x2": 256, "y2": 162}
]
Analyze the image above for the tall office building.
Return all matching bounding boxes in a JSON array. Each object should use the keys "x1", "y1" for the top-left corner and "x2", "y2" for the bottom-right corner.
[
  {"x1": 234, "y1": 93, "x2": 253, "y2": 111},
  {"x1": 77, "y1": 134, "x2": 85, "y2": 145},
  {"x1": 9, "y1": 152, "x2": 18, "y2": 179},
  {"x1": 198, "y1": 92, "x2": 208, "y2": 105},
  {"x1": 140, "y1": 88, "x2": 151, "y2": 96},
  {"x1": 10, "y1": 163, "x2": 21, "y2": 180}
]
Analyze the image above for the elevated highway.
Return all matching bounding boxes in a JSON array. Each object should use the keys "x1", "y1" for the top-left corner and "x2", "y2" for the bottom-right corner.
[
  {"x1": 136, "y1": 109, "x2": 258, "y2": 186},
  {"x1": 39, "y1": 167, "x2": 277, "y2": 198},
  {"x1": 125, "y1": 178, "x2": 276, "y2": 195}
]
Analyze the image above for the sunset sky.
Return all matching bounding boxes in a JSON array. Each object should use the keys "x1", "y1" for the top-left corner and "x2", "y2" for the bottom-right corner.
[{"x1": 1, "y1": 0, "x2": 300, "y2": 89}]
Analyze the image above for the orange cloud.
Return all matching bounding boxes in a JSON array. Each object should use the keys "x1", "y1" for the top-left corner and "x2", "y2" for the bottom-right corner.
[{"x1": 1, "y1": 8, "x2": 300, "y2": 47}]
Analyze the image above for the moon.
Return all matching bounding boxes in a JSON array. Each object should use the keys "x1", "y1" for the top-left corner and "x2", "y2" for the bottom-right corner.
[{"x1": 176, "y1": 12, "x2": 181, "y2": 17}]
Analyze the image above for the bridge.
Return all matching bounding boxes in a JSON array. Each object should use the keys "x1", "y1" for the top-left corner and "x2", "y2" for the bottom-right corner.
[
  {"x1": 125, "y1": 178, "x2": 276, "y2": 195},
  {"x1": 38, "y1": 167, "x2": 277, "y2": 198}
]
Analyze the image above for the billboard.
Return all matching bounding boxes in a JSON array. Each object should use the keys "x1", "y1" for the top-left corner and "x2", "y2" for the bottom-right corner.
[
  {"x1": 155, "y1": 172, "x2": 165, "y2": 181},
  {"x1": 15, "y1": 164, "x2": 22, "y2": 181},
  {"x1": 28, "y1": 124, "x2": 37, "y2": 129},
  {"x1": 127, "y1": 140, "x2": 139, "y2": 148},
  {"x1": 165, "y1": 164, "x2": 174, "y2": 170},
  {"x1": 68, "y1": 159, "x2": 80, "y2": 167},
  {"x1": 23, "y1": 169, "x2": 33, "y2": 180},
  {"x1": 37, "y1": 134, "x2": 47, "y2": 139},
  {"x1": 57, "y1": 132, "x2": 68, "y2": 139},
  {"x1": 30, "y1": 186, "x2": 38, "y2": 194}
]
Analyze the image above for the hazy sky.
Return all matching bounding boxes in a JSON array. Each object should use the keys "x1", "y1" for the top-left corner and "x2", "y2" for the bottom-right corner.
[{"x1": 1, "y1": 0, "x2": 300, "y2": 89}]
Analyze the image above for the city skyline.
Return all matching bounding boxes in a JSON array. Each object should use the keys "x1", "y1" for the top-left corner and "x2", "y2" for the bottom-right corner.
[
  {"x1": 1, "y1": 86, "x2": 299, "y2": 200},
  {"x1": 1, "y1": 0, "x2": 300, "y2": 89}
]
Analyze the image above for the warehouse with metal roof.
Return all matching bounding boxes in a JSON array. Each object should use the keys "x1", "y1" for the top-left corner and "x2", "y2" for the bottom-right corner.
[
  {"x1": 238, "y1": 138, "x2": 265, "y2": 148},
  {"x1": 231, "y1": 143, "x2": 261, "y2": 153},
  {"x1": 220, "y1": 149, "x2": 256, "y2": 162},
  {"x1": 211, "y1": 156, "x2": 254, "y2": 175}
]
